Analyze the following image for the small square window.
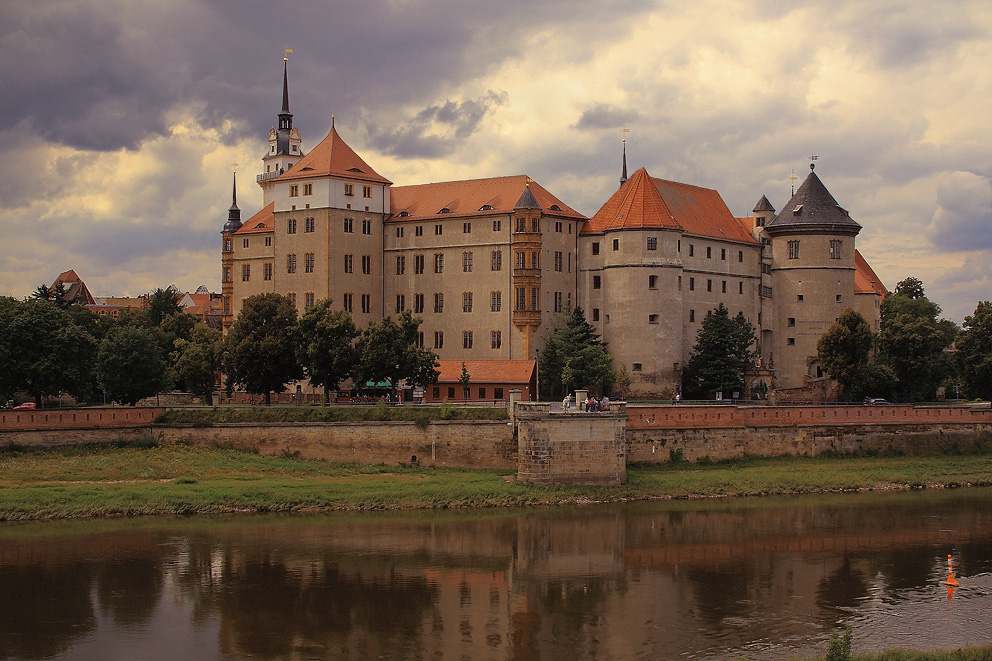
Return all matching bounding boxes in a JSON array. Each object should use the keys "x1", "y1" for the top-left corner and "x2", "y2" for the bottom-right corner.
[
  {"x1": 836, "y1": 294, "x2": 842, "y2": 302},
  {"x1": 787, "y1": 337, "x2": 796, "y2": 345},
  {"x1": 632, "y1": 363, "x2": 642, "y2": 372},
  {"x1": 787, "y1": 317, "x2": 796, "y2": 327},
  {"x1": 797, "y1": 294, "x2": 804, "y2": 302},
  {"x1": 647, "y1": 237, "x2": 657, "y2": 251},
  {"x1": 649, "y1": 275, "x2": 658, "y2": 289},
  {"x1": 649, "y1": 314, "x2": 659, "y2": 324}
]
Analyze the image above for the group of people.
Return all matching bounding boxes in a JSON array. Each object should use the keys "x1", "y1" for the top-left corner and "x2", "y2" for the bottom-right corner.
[{"x1": 561, "y1": 393, "x2": 611, "y2": 413}]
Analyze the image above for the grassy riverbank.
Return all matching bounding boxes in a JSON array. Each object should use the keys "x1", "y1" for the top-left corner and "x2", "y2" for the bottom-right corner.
[
  {"x1": 802, "y1": 647, "x2": 992, "y2": 660},
  {"x1": 2, "y1": 440, "x2": 992, "y2": 520}
]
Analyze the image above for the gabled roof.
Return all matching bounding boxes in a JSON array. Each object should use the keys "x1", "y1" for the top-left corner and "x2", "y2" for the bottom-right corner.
[
  {"x1": 854, "y1": 250, "x2": 887, "y2": 298},
  {"x1": 583, "y1": 167, "x2": 758, "y2": 245},
  {"x1": 234, "y1": 202, "x2": 275, "y2": 235},
  {"x1": 434, "y1": 360, "x2": 536, "y2": 385},
  {"x1": 389, "y1": 175, "x2": 584, "y2": 222},
  {"x1": 275, "y1": 127, "x2": 391, "y2": 185},
  {"x1": 766, "y1": 169, "x2": 862, "y2": 234}
]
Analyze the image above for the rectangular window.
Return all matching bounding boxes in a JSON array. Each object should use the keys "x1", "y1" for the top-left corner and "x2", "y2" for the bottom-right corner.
[
  {"x1": 433, "y1": 253, "x2": 444, "y2": 273},
  {"x1": 289, "y1": 184, "x2": 299, "y2": 197},
  {"x1": 287, "y1": 254, "x2": 297, "y2": 274},
  {"x1": 515, "y1": 251, "x2": 526, "y2": 269},
  {"x1": 532, "y1": 217, "x2": 539, "y2": 232},
  {"x1": 491, "y1": 250, "x2": 502, "y2": 271},
  {"x1": 414, "y1": 254, "x2": 425, "y2": 274},
  {"x1": 287, "y1": 292, "x2": 296, "y2": 306},
  {"x1": 568, "y1": 252, "x2": 572, "y2": 272},
  {"x1": 706, "y1": 246, "x2": 712, "y2": 258},
  {"x1": 435, "y1": 224, "x2": 442, "y2": 235},
  {"x1": 305, "y1": 252, "x2": 314, "y2": 273},
  {"x1": 739, "y1": 250, "x2": 743, "y2": 263},
  {"x1": 647, "y1": 237, "x2": 657, "y2": 251},
  {"x1": 415, "y1": 225, "x2": 423, "y2": 236},
  {"x1": 515, "y1": 216, "x2": 526, "y2": 232},
  {"x1": 491, "y1": 331, "x2": 501, "y2": 349},
  {"x1": 396, "y1": 227, "x2": 404, "y2": 238},
  {"x1": 797, "y1": 294, "x2": 805, "y2": 302},
  {"x1": 762, "y1": 286, "x2": 773, "y2": 298},
  {"x1": 434, "y1": 331, "x2": 444, "y2": 349},
  {"x1": 303, "y1": 183, "x2": 313, "y2": 196},
  {"x1": 721, "y1": 248, "x2": 726, "y2": 260},
  {"x1": 788, "y1": 240, "x2": 800, "y2": 259},
  {"x1": 287, "y1": 218, "x2": 297, "y2": 234},
  {"x1": 361, "y1": 294, "x2": 371, "y2": 314},
  {"x1": 555, "y1": 221, "x2": 563, "y2": 233},
  {"x1": 836, "y1": 294, "x2": 843, "y2": 302},
  {"x1": 613, "y1": 238, "x2": 619, "y2": 251},
  {"x1": 530, "y1": 287, "x2": 539, "y2": 311},
  {"x1": 362, "y1": 185, "x2": 372, "y2": 198},
  {"x1": 688, "y1": 244, "x2": 695, "y2": 257},
  {"x1": 241, "y1": 264, "x2": 250, "y2": 281},
  {"x1": 448, "y1": 387, "x2": 456, "y2": 399},
  {"x1": 722, "y1": 280, "x2": 727, "y2": 293},
  {"x1": 761, "y1": 263, "x2": 772, "y2": 274},
  {"x1": 649, "y1": 275, "x2": 658, "y2": 289},
  {"x1": 491, "y1": 290, "x2": 501, "y2": 312},
  {"x1": 462, "y1": 251, "x2": 473, "y2": 272},
  {"x1": 739, "y1": 282, "x2": 744, "y2": 294},
  {"x1": 690, "y1": 309, "x2": 695, "y2": 322},
  {"x1": 343, "y1": 293, "x2": 353, "y2": 312},
  {"x1": 592, "y1": 308, "x2": 600, "y2": 321},
  {"x1": 263, "y1": 262, "x2": 272, "y2": 281},
  {"x1": 554, "y1": 291, "x2": 563, "y2": 313},
  {"x1": 463, "y1": 222, "x2": 472, "y2": 233},
  {"x1": 707, "y1": 279, "x2": 712, "y2": 292},
  {"x1": 362, "y1": 255, "x2": 372, "y2": 275},
  {"x1": 463, "y1": 331, "x2": 473, "y2": 349},
  {"x1": 593, "y1": 275, "x2": 602, "y2": 289},
  {"x1": 414, "y1": 293, "x2": 424, "y2": 314},
  {"x1": 344, "y1": 183, "x2": 354, "y2": 196},
  {"x1": 787, "y1": 337, "x2": 796, "y2": 345},
  {"x1": 632, "y1": 363, "x2": 642, "y2": 372},
  {"x1": 433, "y1": 387, "x2": 440, "y2": 399},
  {"x1": 788, "y1": 317, "x2": 796, "y2": 327},
  {"x1": 395, "y1": 294, "x2": 405, "y2": 313},
  {"x1": 493, "y1": 219, "x2": 502, "y2": 231},
  {"x1": 265, "y1": 236, "x2": 272, "y2": 247},
  {"x1": 343, "y1": 218, "x2": 354, "y2": 233},
  {"x1": 434, "y1": 292, "x2": 444, "y2": 313},
  {"x1": 689, "y1": 277, "x2": 695, "y2": 291},
  {"x1": 223, "y1": 266, "x2": 232, "y2": 283},
  {"x1": 305, "y1": 292, "x2": 315, "y2": 309},
  {"x1": 649, "y1": 314, "x2": 659, "y2": 324},
  {"x1": 396, "y1": 256, "x2": 405, "y2": 275},
  {"x1": 462, "y1": 291, "x2": 473, "y2": 312},
  {"x1": 494, "y1": 387, "x2": 504, "y2": 400},
  {"x1": 515, "y1": 287, "x2": 526, "y2": 311},
  {"x1": 592, "y1": 242, "x2": 600, "y2": 255},
  {"x1": 344, "y1": 254, "x2": 353, "y2": 273},
  {"x1": 531, "y1": 251, "x2": 539, "y2": 269},
  {"x1": 479, "y1": 387, "x2": 486, "y2": 399},
  {"x1": 243, "y1": 238, "x2": 249, "y2": 248},
  {"x1": 417, "y1": 331, "x2": 424, "y2": 349},
  {"x1": 830, "y1": 240, "x2": 842, "y2": 259},
  {"x1": 305, "y1": 217, "x2": 314, "y2": 232},
  {"x1": 362, "y1": 219, "x2": 372, "y2": 235}
]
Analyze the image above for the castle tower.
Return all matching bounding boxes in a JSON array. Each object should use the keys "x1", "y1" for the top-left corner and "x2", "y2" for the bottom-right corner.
[
  {"x1": 764, "y1": 165, "x2": 861, "y2": 389},
  {"x1": 258, "y1": 58, "x2": 304, "y2": 199},
  {"x1": 511, "y1": 183, "x2": 544, "y2": 358},
  {"x1": 751, "y1": 195, "x2": 776, "y2": 367},
  {"x1": 220, "y1": 172, "x2": 241, "y2": 330}
]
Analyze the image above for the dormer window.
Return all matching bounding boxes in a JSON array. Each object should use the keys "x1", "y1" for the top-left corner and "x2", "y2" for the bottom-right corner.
[
  {"x1": 549, "y1": 204, "x2": 562, "y2": 211},
  {"x1": 479, "y1": 204, "x2": 494, "y2": 211},
  {"x1": 438, "y1": 207, "x2": 451, "y2": 214},
  {"x1": 347, "y1": 167, "x2": 363, "y2": 173},
  {"x1": 792, "y1": 204, "x2": 803, "y2": 215},
  {"x1": 397, "y1": 211, "x2": 411, "y2": 218}
]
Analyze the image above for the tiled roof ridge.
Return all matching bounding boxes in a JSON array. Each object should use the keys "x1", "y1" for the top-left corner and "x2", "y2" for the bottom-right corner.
[
  {"x1": 276, "y1": 126, "x2": 392, "y2": 185},
  {"x1": 234, "y1": 202, "x2": 275, "y2": 234},
  {"x1": 583, "y1": 167, "x2": 679, "y2": 234}
]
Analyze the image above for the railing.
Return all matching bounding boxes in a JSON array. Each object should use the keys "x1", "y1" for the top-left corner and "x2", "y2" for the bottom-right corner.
[{"x1": 256, "y1": 170, "x2": 283, "y2": 183}]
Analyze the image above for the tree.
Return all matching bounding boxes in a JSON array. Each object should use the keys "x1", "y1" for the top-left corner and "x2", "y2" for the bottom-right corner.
[
  {"x1": 458, "y1": 362, "x2": 471, "y2": 401},
  {"x1": 171, "y1": 323, "x2": 224, "y2": 406},
  {"x1": 354, "y1": 310, "x2": 439, "y2": 399},
  {"x1": 2, "y1": 299, "x2": 97, "y2": 406},
  {"x1": 224, "y1": 294, "x2": 303, "y2": 405},
  {"x1": 297, "y1": 300, "x2": 359, "y2": 402},
  {"x1": 539, "y1": 303, "x2": 615, "y2": 399},
  {"x1": 817, "y1": 309, "x2": 873, "y2": 401},
  {"x1": 683, "y1": 303, "x2": 756, "y2": 399},
  {"x1": 878, "y1": 277, "x2": 956, "y2": 402},
  {"x1": 97, "y1": 324, "x2": 167, "y2": 406},
  {"x1": 32, "y1": 282, "x2": 72, "y2": 309},
  {"x1": 146, "y1": 288, "x2": 184, "y2": 326},
  {"x1": 956, "y1": 300, "x2": 992, "y2": 401},
  {"x1": 612, "y1": 363, "x2": 632, "y2": 400}
]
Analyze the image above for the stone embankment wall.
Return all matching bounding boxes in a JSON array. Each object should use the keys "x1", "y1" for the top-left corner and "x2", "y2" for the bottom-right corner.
[{"x1": 627, "y1": 404, "x2": 992, "y2": 463}]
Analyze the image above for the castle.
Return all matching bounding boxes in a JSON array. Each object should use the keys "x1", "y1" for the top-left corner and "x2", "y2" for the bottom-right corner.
[{"x1": 221, "y1": 62, "x2": 886, "y2": 399}]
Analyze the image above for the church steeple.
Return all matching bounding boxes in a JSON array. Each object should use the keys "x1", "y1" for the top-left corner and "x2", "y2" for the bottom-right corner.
[
  {"x1": 278, "y1": 58, "x2": 292, "y2": 132},
  {"x1": 223, "y1": 172, "x2": 242, "y2": 233},
  {"x1": 620, "y1": 139, "x2": 628, "y2": 187},
  {"x1": 260, "y1": 57, "x2": 304, "y2": 196}
]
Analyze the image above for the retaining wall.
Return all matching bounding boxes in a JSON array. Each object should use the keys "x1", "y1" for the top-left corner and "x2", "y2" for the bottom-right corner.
[{"x1": 515, "y1": 404, "x2": 626, "y2": 485}]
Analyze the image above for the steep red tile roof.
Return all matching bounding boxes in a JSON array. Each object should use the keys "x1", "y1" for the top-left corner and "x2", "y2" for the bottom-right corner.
[
  {"x1": 275, "y1": 127, "x2": 391, "y2": 185},
  {"x1": 583, "y1": 167, "x2": 758, "y2": 245},
  {"x1": 434, "y1": 360, "x2": 536, "y2": 384},
  {"x1": 234, "y1": 202, "x2": 275, "y2": 235},
  {"x1": 52, "y1": 269, "x2": 83, "y2": 285},
  {"x1": 854, "y1": 250, "x2": 887, "y2": 298},
  {"x1": 390, "y1": 176, "x2": 584, "y2": 221}
]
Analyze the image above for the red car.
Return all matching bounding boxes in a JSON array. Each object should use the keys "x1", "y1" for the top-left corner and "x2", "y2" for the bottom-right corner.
[{"x1": 13, "y1": 402, "x2": 36, "y2": 410}]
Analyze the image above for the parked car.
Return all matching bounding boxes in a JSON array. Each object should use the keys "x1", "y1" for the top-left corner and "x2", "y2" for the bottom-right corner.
[
  {"x1": 13, "y1": 402, "x2": 36, "y2": 410},
  {"x1": 863, "y1": 398, "x2": 892, "y2": 406}
]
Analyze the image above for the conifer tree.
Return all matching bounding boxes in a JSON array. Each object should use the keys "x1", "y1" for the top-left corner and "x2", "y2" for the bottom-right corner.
[{"x1": 683, "y1": 303, "x2": 756, "y2": 399}]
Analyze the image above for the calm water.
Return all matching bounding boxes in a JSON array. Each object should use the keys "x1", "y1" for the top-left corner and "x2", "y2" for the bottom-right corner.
[{"x1": 2, "y1": 488, "x2": 992, "y2": 660}]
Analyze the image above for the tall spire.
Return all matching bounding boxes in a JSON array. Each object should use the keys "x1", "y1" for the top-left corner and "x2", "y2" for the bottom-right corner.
[
  {"x1": 223, "y1": 171, "x2": 242, "y2": 233},
  {"x1": 278, "y1": 58, "x2": 293, "y2": 132},
  {"x1": 620, "y1": 139, "x2": 628, "y2": 187}
]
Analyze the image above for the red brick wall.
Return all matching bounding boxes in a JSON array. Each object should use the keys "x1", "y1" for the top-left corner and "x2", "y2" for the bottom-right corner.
[{"x1": 0, "y1": 408, "x2": 165, "y2": 431}]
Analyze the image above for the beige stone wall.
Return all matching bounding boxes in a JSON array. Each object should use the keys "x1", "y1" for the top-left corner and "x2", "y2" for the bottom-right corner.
[{"x1": 516, "y1": 412, "x2": 626, "y2": 485}]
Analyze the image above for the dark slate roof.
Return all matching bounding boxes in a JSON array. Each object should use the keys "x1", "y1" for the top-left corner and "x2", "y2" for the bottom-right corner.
[
  {"x1": 765, "y1": 169, "x2": 861, "y2": 234},
  {"x1": 514, "y1": 184, "x2": 541, "y2": 210},
  {"x1": 753, "y1": 195, "x2": 775, "y2": 213}
]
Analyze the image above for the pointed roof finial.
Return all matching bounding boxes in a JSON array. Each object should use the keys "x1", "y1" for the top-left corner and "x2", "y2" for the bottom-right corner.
[
  {"x1": 231, "y1": 170, "x2": 238, "y2": 209},
  {"x1": 331, "y1": 114, "x2": 335, "y2": 129},
  {"x1": 223, "y1": 170, "x2": 243, "y2": 233},
  {"x1": 281, "y1": 57, "x2": 291, "y2": 114},
  {"x1": 620, "y1": 128, "x2": 630, "y2": 187}
]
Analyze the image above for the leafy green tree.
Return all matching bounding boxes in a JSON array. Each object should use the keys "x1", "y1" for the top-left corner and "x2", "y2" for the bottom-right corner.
[
  {"x1": 817, "y1": 309, "x2": 873, "y2": 401},
  {"x1": 956, "y1": 300, "x2": 992, "y2": 401},
  {"x1": 32, "y1": 281, "x2": 72, "y2": 309},
  {"x1": 297, "y1": 300, "x2": 359, "y2": 402},
  {"x1": 683, "y1": 303, "x2": 756, "y2": 399},
  {"x1": 612, "y1": 362, "x2": 632, "y2": 400},
  {"x1": 2, "y1": 299, "x2": 97, "y2": 406},
  {"x1": 171, "y1": 324, "x2": 224, "y2": 406},
  {"x1": 224, "y1": 293, "x2": 303, "y2": 405},
  {"x1": 97, "y1": 324, "x2": 167, "y2": 406},
  {"x1": 146, "y1": 288, "x2": 184, "y2": 326},
  {"x1": 354, "y1": 310, "x2": 439, "y2": 399},
  {"x1": 878, "y1": 277, "x2": 956, "y2": 402},
  {"x1": 849, "y1": 359, "x2": 898, "y2": 401},
  {"x1": 539, "y1": 303, "x2": 615, "y2": 399},
  {"x1": 458, "y1": 362, "x2": 471, "y2": 401}
]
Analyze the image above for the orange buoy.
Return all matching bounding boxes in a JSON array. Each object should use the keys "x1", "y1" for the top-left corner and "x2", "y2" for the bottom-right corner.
[{"x1": 945, "y1": 554, "x2": 959, "y2": 587}]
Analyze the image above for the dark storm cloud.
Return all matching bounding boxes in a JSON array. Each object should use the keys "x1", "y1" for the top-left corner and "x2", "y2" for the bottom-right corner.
[
  {"x1": 367, "y1": 91, "x2": 508, "y2": 159},
  {"x1": 573, "y1": 103, "x2": 643, "y2": 131}
]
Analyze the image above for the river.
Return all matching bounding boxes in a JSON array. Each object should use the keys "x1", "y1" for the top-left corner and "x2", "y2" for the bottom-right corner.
[{"x1": 2, "y1": 488, "x2": 992, "y2": 660}]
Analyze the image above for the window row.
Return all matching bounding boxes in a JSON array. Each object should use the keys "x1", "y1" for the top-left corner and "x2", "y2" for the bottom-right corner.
[
  {"x1": 432, "y1": 386, "x2": 506, "y2": 400},
  {"x1": 426, "y1": 330, "x2": 504, "y2": 350},
  {"x1": 395, "y1": 291, "x2": 505, "y2": 314}
]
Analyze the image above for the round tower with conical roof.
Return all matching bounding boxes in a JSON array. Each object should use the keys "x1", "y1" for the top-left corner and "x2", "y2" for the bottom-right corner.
[{"x1": 764, "y1": 165, "x2": 861, "y2": 390}]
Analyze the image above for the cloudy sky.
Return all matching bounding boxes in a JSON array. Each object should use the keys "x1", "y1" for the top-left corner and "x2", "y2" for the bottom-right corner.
[{"x1": 1, "y1": 0, "x2": 990, "y2": 323}]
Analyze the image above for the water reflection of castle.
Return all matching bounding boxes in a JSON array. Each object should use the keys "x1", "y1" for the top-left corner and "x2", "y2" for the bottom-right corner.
[{"x1": 2, "y1": 492, "x2": 990, "y2": 658}]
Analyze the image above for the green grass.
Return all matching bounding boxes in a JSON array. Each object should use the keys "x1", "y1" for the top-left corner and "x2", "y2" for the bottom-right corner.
[
  {"x1": 797, "y1": 645, "x2": 992, "y2": 660},
  {"x1": 3, "y1": 443, "x2": 992, "y2": 521},
  {"x1": 155, "y1": 403, "x2": 509, "y2": 426}
]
